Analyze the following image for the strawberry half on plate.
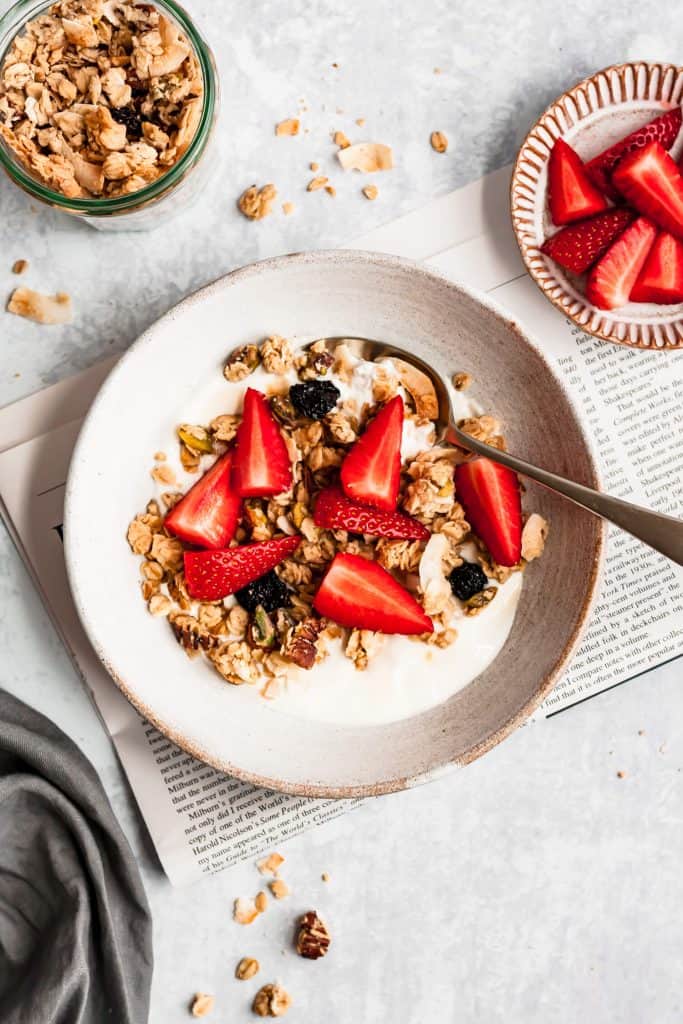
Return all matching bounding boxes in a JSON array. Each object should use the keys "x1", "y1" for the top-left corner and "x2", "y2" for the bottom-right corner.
[
  {"x1": 585, "y1": 107, "x2": 683, "y2": 198},
  {"x1": 541, "y1": 208, "x2": 633, "y2": 274},
  {"x1": 547, "y1": 138, "x2": 609, "y2": 225},
  {"x1": 454, "y1": 457, "x2": 522, "y2": 567},
  {"x1": 314, "y1": 485, "x2": 429, "y2": 540},
  {"x1": 184, "y1": 535, "x2": 301, "y2": 601},
  {"x1": 585, "y1": 215, "x2": 657, "y2": 310},
  {"x1": 340, "y1": 394, "x2": 403, "y2": 511},
  {"x1": 165, "y1": 450, "x2": 241, "y2": 549},
  {"x1": 232, "y1": 388, "x2": 292, "y2": 497},
  {"x1": 630, "y1": 230, "x2": 683, "y2": 304},
  {"x1": 313, "y1": 552, "x2": 433, "y2": 635},
  {"x1": 612, "y1": 141, "x2": 683, "y2": 241}
]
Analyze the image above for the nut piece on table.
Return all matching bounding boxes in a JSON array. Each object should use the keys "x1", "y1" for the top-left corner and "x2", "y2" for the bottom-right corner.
[
  {"x1": 430, "y1": 130, "x2": 448, "y2": 153},
  {"x1": 11, "y1": 259, "x2": 28, "y2": 274},
  {"x1": 296, "y1": 910, "x2": 331, "y2": 960},
  {"x1": 235, "y1": 956, "x2": 260, "y2": 981},
  {"x1": 7, "y1": 288, "x2": 72, "y2": 325},
  {"x1": 275, "y1": 118, "x2": 300, "y2": 137},
  {"x1": 238, "y1": 184, "x2": 278, "y2": 220},
  {"x1": 337, "y1": 142, "x2": 393, "y2": 172},
  {"x1": 362, "y1": 185, "x2": 378, "y2": 200},
  {"x1": 252, "y1": 983, "x2": 292, "y2": 1018},
  {"x1": 269, "y1": 879, "x2": 290, "y2": 900},
  {"x1": 190, "y1": 992, "x2": 215, "y2": 1017},
  {"x1": 257, "y1": 851, "x2": 285, "y2": 876}
]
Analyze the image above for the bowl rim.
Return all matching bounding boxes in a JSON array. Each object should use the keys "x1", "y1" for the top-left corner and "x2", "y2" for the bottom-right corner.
[
  {"x1": 510, "y1": 60, "x2": 683, "y2": 351},
  {"x1": 64, "y1": 248, "x2": 606, "y2": 798}
]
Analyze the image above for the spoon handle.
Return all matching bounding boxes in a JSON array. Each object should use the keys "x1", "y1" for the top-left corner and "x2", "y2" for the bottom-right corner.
[{"x1": 448, "y1": 426, "x2": 683, "y2": 566}]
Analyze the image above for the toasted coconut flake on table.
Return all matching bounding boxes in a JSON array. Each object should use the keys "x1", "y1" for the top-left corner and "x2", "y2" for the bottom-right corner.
[
  {"x1": 12, "y1": 259, "x2": 28, "y2": 274},
  {"x1": 337, "y1": 142, "x2": 393, "y2": 172},
  {"x1": 355, "y1": 117, "x2": 365, "y2": 126},
  {"x1": 234, "y1": 897, "x2": 261, "y2": 925},
  {"x1": 7, "y1": 288, "x2": 72, "y2": 324},
  {"x1": 310, "y1": 161, "x2": 319, "y2": 171},
  {"x1": 307, "y1": 175, "x2": 329, "y2": 191},
  {"x1": 333, "y1": 130, "x2": 351, "y2": 149},
  {"x1": 362, "y1": 184, "x2": 378, "y2": 200},
  {"x1": 257, "y1": 851, "x2": 285, "y2": 876},
  {"x1": 238, "y1": 184, "x2": 278, "y2": 220},
  {"x1": 275, "y1": 118, "x2": 300, "y2": 137},
  {"x1": 282, "y1": 201, "x2": 295, "y2": 215},
  {"x1": 269, "y1": 878, "x2": 290, "y2": 899},
  {"x1": 190, "y1": 992, "x2": 215, "y2": 1017},
  {"x1": 325, "y1": 184, "x2": 336, "y2": 196},
  {"x1": 430, "y1": 130, "x2": 448, "y2": 153}
]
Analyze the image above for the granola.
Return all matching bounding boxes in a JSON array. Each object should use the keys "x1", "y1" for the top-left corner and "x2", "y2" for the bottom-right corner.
[
  {"x1": 126, "y1": 335, "x2": 549, "y2": 707},
  {"x1": 0, "y1": 1, "x2": 203, "y2": 199}
]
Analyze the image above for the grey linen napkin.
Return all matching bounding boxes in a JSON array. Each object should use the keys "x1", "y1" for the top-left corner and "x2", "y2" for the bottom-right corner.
[{"x1": 0, "y1": 689, "x2": 153, "y2": 1024}]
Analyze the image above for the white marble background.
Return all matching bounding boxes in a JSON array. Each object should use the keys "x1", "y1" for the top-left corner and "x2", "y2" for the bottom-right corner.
[{"x1": 1, "y1": 1, "x2": 682, "y2": 1021}]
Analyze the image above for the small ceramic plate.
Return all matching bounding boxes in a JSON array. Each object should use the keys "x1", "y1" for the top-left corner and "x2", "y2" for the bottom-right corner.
[
  {"x1": 511, "y1": 61, "x2": 683, "y2": 350},
  {"x1": 64, "y1": 251, "x2": 604, "y2": 797}
]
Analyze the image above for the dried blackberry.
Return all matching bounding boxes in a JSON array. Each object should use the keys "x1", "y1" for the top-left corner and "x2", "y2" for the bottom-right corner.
[
  {"x1": 448, "y1": 561, "x2": 488, "y2": 601},
  {"x1": 111, "y1": 105, "x2": 142, "y2": 137},
  {"x1": 290, "y1": 381, "x2": 340, "y2": 420},
  {"x1": 235, "y1": 570, "x2": 291, "y2": 613}
]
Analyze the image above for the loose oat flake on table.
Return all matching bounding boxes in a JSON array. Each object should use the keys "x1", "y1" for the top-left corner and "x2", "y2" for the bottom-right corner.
[
  {"x1": 126, "y1": 336, "x2": 549, "y2": 716},
  {"x1": 0, "y1": 0, "x2": 203, "y2": 199}
]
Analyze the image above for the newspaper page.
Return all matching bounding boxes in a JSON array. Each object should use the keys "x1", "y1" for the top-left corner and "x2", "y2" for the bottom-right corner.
[{"x1": 1, "y1": 164, "x2": 681, "y2": 884}]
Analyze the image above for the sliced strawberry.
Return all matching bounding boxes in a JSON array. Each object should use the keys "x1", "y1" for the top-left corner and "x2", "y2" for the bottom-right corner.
[
  {"x1": 184, "y1": 536, "x2": 301, "y2": 601},
  {"x1": 232, "y1": 388, "x2": 292, "y2": 497},
  {"x1": 165, "y1": 451, "x2": 241, "y2": 549},
  {"x1": 630, "y1": 230, "x2": 683, "y2": 304},
  {"x1": 454, "y1": 458, "x2": 522, "y2": 567},
  {"x1": 611, "y1": 142, "x2": 683, "y2": 241},
  {"x1": 339, "y1": 394, "x2": 403, "y2": 511},
  {"x1": 586, "y1": 107, "x2": 682, "y2": 198},
  {"x1": 314, "y1": 485, "x2": 429, "y2": 540},
  {"x1": 585, "y1": 216, "x2": 657, "y2": 309},
  {"x1": 313, "y1": 553, "x2": 433, "y2": 635},
  {"x1": 547, "y1": 138, "x2": 609, "y2": 225},
  {"x1": 541, "y1": 208, "x2": 633, "y2": 273}
]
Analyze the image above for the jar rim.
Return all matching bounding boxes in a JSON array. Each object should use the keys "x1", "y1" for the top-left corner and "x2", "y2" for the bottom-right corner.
[{"x1": 0, "y1": 0, "x2": 217, "y2": 213}]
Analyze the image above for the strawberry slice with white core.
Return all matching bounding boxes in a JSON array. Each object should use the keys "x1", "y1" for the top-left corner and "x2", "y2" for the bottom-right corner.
[
  {"x1": 314, "y1": 485, "x2": 429, "y2": 540},
  {"x1": 611, "y1": 141, "x2": 683, "y2": 241},
  {"x1": 165, "y1": 450, "x2": 241, "y2": 549},
  {"x1": 541, "y1": 208, "x2": 634, "y2": 274},
  {"x1": 454, "y1": 458, "x2": 522, "y2": 567},
  {"x1": 585, "y1": 216, "x2": 657, "y2": 310},
  {"x1": 340, "y1": 394, "x2": 403, "y2": 511},
  {"x1": 630, "y1": 230, "x2": 683, "y2": 304},
  {"x1": 547, "y1": 138, "x2": 609, "y2": 226},
  {"x1": 313, "y1": 552, "x2": 433, "y2": 635},
  {"x1": 586, "y1": 107, "x2": 683, "y2": 198},
  {"x1": 232, "y1": 388, "x2": 292, "y2": 497},
  {"x1": 184, "y1": 535, "x2": 301, "y2": 601}
]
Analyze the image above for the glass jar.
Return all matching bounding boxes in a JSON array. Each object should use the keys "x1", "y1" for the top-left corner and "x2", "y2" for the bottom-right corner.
[{"x1": 0, "y1": 0, "x2": 218, "y2": 230}]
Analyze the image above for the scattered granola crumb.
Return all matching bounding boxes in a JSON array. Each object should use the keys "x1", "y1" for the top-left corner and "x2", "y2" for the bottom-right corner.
[
  {"x1": 296, "y1": 911, "x2": 331, "y2": 959},
  {"x1": 275, "y1": 118, "x2": 300, "y2": 137},
  {"x1": 255, "y1": 891, "x2": 268, "y2": 913},
  {"x1": 282, "y1": 202, "x2": 295, "y2": 216},
  {"x1": 362, "y1": 184, "x2": 378, "y2": 200},
  {"x1": 154, "y1": 451, "x2": 167, "y2": 461},
  {"x1": 151, "y1": 463, "x2": 176, "y2": 486},
  {"x1": 269, "y1": 879, "x2": 290, "y2": 900},
  {"x1": 659, "y1": 743, "x2": 668, "y2": 754},
  {"x1": 331, "y1": 62, "x2": 339, "y2": 68},
  {"x1": 355, "y1": 117, "x2": 365, "y2": 126},
  {"x1": 434, "y1": 66, "x2": 442, "y2": 74},
  {"x1": 257, "y1": 852, "x2": 285, "y2": 876},
  {"x1": 236, "y1": 957, "x2": 260, "y2": 981},
  {"x1": 190, "y1": 993, "x2": 215, "y2": 1018},
  {"x1": 452, "y1": 371, "x2": 472, "y2": 391},
  {"x1": 430, "y1": 130, "x2": 448, "y2": 154},
  {"x1": 307, "y1": 176, "x2": 329, "y2": 191},
  {"x1": 337, "y1": 142, "x2": 393, "y2": 172},
  {"x1": 638, "y1": 729, "x2": 645, "y2": 736},
  {"x1": 309, "y1": 161, "x2": 319, "y2": 171},
  {"x1": 12, "y1": 259, "x2": 28, "y2": 274},
  {"x1": 321, "y1": 871, "x2": 330, "y2": 883},
  {"x1": 616, "y1": 770, "x2": 626, "y2": 779},
  {"x1": 252, "y1": 983, "x2": 292, "y2": 1018},
  {"x1": 234, "y1": 897, "x2": 260, "y2": 925},
  {"x1": 325, "y1": 184, "x2": 336, "y2": 197},
  {"x1": 238, "y1": 184, "x2": 278, "y2": 220},
  {"x1": 7, "y1": 288, "x2": 72, "y2": 325},
  {"x1": 334, "y1": 130, "x2": 351, "y2": 149}
]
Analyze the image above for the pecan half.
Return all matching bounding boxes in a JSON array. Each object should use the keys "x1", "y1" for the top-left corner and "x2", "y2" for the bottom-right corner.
[
  {"x1": 170, "y1": 614, "x2": 220, "y2": 651},
  {"x1": 296, "y1": 910, "x2": 330, "y2": 960},
  {"x1": 284, "y1": 617, "x2": 323, "y2": 669}
]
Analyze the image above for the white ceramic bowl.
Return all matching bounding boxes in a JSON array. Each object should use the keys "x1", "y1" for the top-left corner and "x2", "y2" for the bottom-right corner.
[
  {"x1": 65, "y1": 251, "x2": 604, "y2": 797},
  {"x1": 511, "y1": 61, "x2": 683, "y2": 350}
]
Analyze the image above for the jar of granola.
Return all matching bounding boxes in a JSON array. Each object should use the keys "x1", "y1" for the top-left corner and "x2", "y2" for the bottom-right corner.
[{"x1": 0, "y1": 0, "x2": 218, "y2": 230}]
